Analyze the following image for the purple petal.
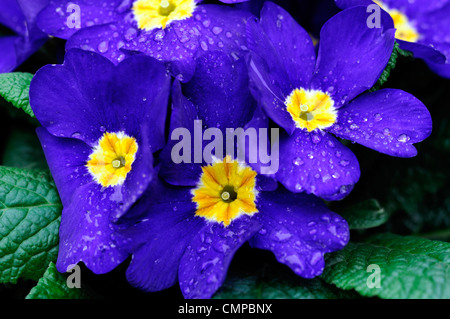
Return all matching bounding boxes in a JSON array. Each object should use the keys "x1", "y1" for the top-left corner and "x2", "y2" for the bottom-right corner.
[
  {"x1": 124, "y1": 4, "x2": 253, "y2": 81},
  {"x1": 276, "y1": 129, "x2": 360, "y2": 201},
  {"x1": 311, "y1": 6, "x2": 396, "y2": 107},
  {"x1": 36, "y1": 127, "x2": 92, "y2": 206},
  {"x1": 36, "y1": 0, "x2": 123, "y2": 39},
  {"x1": 249, "y1": 189, "x2": 349, "y2": 278},
  {"x1": 258, "y1": 2, "x2": 316, "y2": 87},
  {"x1": 328, "y1": 89, "x2": 432, "y2": 157},
  {"x1": 159, "y1": 80, "x2": 203, "y2": 187},
  {"x1": 184, "y1": 51, "x2": 255, "y2": 130},
  {"x1": 14, "y1": 36, "x2": 48, "y2": 70},
  {"x1": 246, "y1": 2, "x2": 316, "y2": 134},
  {"x1": 15, "y1": 0, "x2": 49, "y2": 39},
  {"x1": 38, "y1": 127, "x2": 132, "y2": 274},
  {"x1": 398, "y1": 40, "x2": 446, "y2": 64},
  {"x1": 335, "y1": 0, "x2": 448, "y2": 16},
  {"x1": 0, "y1": 0, "x2": 26, "y2": 34},
  {"x1": 30, "y1": 49, "x2": 170, "y2": 148},
  {"x1": 112, "y1": 124, "x2": 155, "y2": 220},
  {"x1": 55, "y1": 181, "x2": 129, "y2": 274},
  {"x1": 117, "y1": 179, "x2": 205, "y2": 293},
  {"x1": 426, "y1": 42, "x2": 450, "y2": 78},
  {"x1": 37, "y1": 128, "x2": 154, "y2": 274},
  {"x1": 379, "y1": 0, "x2": 449, "y2": 17},
  {"x1": 418, "y1": 2, "x2": 450, "y2": 39},
  {"x1": 179, "y1": 215, "x2": 261, "y2": 299},
  {"x1": 0, "y1": 36, "x2": 18, "y2": 73},
  {"x1": 241, "y1": 106, "x2": 278, "y2": 183},
  {"x1": 65, "y1": 23, "x2": 135, "y2": 65}
]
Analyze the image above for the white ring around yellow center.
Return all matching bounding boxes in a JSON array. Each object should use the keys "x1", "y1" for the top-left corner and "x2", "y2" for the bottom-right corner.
[
  {"x1": 285, "y1": 88, "x2": 337, "y2": 132},
  {"x1": 191, "y1": 156, "x2": 259, "y2": 227},
  {"x1": 86, "y1": 131, "x2": 138, "y2": 187},
  {"x1": 132, "y1": 0, "x2": 197, "y2": 31}
]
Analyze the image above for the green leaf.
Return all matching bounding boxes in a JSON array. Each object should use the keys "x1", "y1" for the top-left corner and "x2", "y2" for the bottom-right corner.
[
  {"x1": 2, "y1": 128, "x2": 48, "y2": 170},
  {"x1": 369, "y1": 41, "x2": 400, "y2": 92},
  {"x1": 26, "y1": 262, "x2": 90, "y2": 299},
  {"x1": 214, "y1": 270, "x2": 359, "y2": 299},
  {"x1": 0, "y1": 72, "x2": 34, "y2": 118},
  {"x1": 321, "y1": 233, "x2": 450, "y2": 299},
  {"x1": 0, "y1": 167, "x2": 62, "y2": 284},
  {"x1": 336, "y1": 199, "x2": 390, "y2": 230}
]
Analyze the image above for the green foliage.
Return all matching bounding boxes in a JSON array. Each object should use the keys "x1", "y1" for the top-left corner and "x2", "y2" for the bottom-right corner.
[
  {"x1": 336, "y1": 199, "x2": 390, "y2": 230},
  {"x1": 26, "y1": 262, "x2": 90, "y2": 299},
  {"x1": 2, "y1": 128, "x2": 48, "y2": 170},
  {"x1": 0, "y1": 72, "x2": 35, "y2": 118},
  {"x1": 321, "y1": 233, "x2": 450, "y2": 299},
  {"x1": 0, "y1": 167, "x2": 61, "y2": 283},
  {"x1": 369, "y1": 42, "x2": 401, "y2": 92},
  {"x1": 214, "y1": 267, "x2": 359, "y2": 299}
]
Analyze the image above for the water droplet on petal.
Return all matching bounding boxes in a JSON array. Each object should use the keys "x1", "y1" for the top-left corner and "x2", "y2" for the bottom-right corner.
[
  {"x1": 311, "y1": 134, "x2": 321, "y2": 144},
  {"x1": 374, "y1": 113, "x2": 382, "y2": 122},
  {"x1": 310, "y1": 252, "x2": 322, "y2": 265},
  {"x1": 273, "y1": 229, "x2": 292, "y2": 242},
  {"x1": 153, "y1": 29, "x2": 166, "y2": 41},
  {"x1": 292, "y1": 157, "x2": 304, "y2": 166},
  {"x1": 97, "y1": 41, "x2": 109, "y2": 53},
  {"x1": 212, "y1": 26, "x2": 223, "y2": 34},
  {"x1": 339, "y1": 159, "x2": 350, "y2": 167},
  {"x1": 397, "y1": 134, "x2": 411, "y2": 143}
]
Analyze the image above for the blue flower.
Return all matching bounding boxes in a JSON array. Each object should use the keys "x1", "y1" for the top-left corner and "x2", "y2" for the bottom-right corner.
[
  {"x1": 336, "y1": 0, "x2": 450, "y2": 78},
  {"x1": 113, "y1": 50, "x2": 349, "y2": 299},
  {"x1": 29, "y1": 49, "x2": 170, "y2": 274},
  {"x1": 37, "y1": 0, "x2": 253, "y2": 81},
  {"x1": 246, "y1": 2, "x2": 432, "y2": 200},
  {"x1": 0, "y1": 0, "x2": 49, "y2": 73}
]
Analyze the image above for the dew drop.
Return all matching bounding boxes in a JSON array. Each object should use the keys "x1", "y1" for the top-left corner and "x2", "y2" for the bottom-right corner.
[
  {"x1": 311, "y1": 134, "x2": 321, "y2": 144},
  {"x1": 292, "y1": 157, "x2": 304, "y2": 166},
  {"x1": 273, "y1": 229, "x2": 292, "y2": 242},
  {"x1": 310, "y1": 252, "x2": 322, "y2": 266},
  {"x1": 97, "y1": 41, "x2": 109, "y2": 53},
  {"x1": 154, "y1": 29, "x2": 165, "y2": 41},
  {"x1": 212, "y1": 26, "x2": 223, "y2": 35},
  {"x1": 397, "y1": 134, "x2": 410, "y2": 143},
  {"x1": 339, "y1": 159, "x2": 350, "y2": 167},
  {"x1": 124, "y1": 28, "x2": 137, "y2": 41},
  {"x1": 374, "y1": 113, "x2": 382, "y2": 122}
]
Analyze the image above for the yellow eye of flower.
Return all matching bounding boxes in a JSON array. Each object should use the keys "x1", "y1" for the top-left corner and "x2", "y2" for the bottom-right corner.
[
  {"x1": 86, "y1": 132, "x2": 138, "y2": 187},
  {"x1": 192, "y1": 156, "x2": 259, "y2": 227},
  {"x1": 132, "y1": 0, "x2": 197, "y2": 31},
  {"x1": 375, "y1": 0, "x2": 419, "y2": 42},
  {"x1": 285, "y1": 88, "x2": 337, "y2": 132}
]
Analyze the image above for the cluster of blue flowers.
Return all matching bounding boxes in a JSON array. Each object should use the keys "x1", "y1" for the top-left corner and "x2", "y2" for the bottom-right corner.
[{"x1": 2, "y1": 0, "x2": 447, "y2": 299}]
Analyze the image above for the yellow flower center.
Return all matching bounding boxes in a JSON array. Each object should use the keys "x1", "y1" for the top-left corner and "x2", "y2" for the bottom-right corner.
[
  {"x1": 192, "y1": 157, "x2": 259, "y2": 227},
  {"x1": 86, "y1": 132, "x2": 138, "y2": 187},
  {"x1": 132, "y1": 0, "x2": 197, "y2": 31},
  {"x1": 375, "y1": 0, "x2": 419, "y2": 42},
  {"x1": 285, "y1": 88, "x2": 337, "y2": 132}
]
